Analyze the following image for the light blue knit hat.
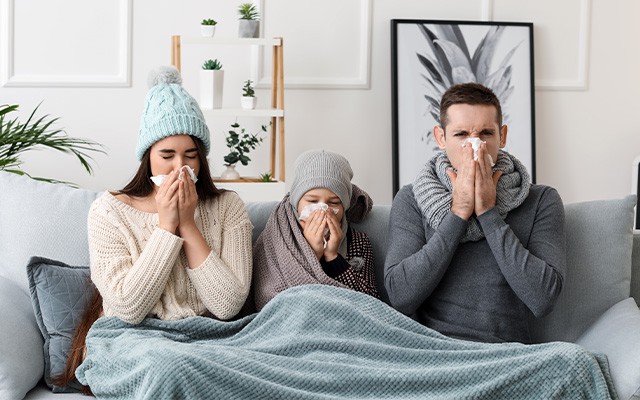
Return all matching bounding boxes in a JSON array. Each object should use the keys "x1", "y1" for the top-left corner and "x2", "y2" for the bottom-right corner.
[{"x1": 136, "y1": 66, "x2": 210, "y2": 161}]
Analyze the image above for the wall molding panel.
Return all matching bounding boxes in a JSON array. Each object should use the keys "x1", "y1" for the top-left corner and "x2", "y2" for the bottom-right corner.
[
  {"x1": 482, "y1": 0, "x2": 591, "y2": 91},
  {"x1": 0, "y1": 0, "x2": 132, "y2": 87},
  {"x1": 254, "y1": 0, "x2": 372, "y2": 89}
]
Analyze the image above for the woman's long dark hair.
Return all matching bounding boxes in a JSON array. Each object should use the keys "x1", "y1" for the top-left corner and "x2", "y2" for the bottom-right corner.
[
  {"x1": 120, "y1": 135, "x2": 224, "y2": 200},
  {"x1": 52, "y1": 135, "x2": 224, "y2": 392}
]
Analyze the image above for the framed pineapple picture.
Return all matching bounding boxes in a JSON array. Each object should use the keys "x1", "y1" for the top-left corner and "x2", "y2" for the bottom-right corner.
[{"x1": 391, "y1": 19, "x2": 535, "y2": 195}]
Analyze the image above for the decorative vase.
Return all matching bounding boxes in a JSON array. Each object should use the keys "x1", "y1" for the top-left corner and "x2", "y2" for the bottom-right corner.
[
  {"x1": 220, "y1": 164, "x2": 240, "y2": 180},
  {"x1": 199, "y1": 69, "x2": 224, "y2": 109},
  {"x1": 241, "y1": 96, "x2": 257, "y2": 110},
  {"x1": 238, "y1": 20, "x2": 260, "y2": 38},
  {"x1": 200, "y1": 25, "x2": 216, "y2": 37}
]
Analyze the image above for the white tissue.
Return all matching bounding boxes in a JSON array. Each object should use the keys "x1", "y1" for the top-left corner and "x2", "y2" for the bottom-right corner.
[
  {"x1": 150, "y1": 165, "x2": 198, "y2": 187},
  {"x1": 461, "y1": 138, "x2": 495, "y2": 167},
  {"x1": 299, "y1": 202, "x2": 339, "y2": 221}
]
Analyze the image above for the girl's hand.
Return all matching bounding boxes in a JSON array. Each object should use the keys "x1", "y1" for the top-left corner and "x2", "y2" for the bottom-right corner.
[
  {"x1": 177, "y1": 168, "x2": 198, "y2": 230},
  {"x1": 323, "y1": 210, "x2": 343, "y2": 261},
  {"x1": 156, "y1": 170, "x2": 180, "y2": 233},
  {"x1": 301, "y1": 210, "x2": 326, "y2": 260}
]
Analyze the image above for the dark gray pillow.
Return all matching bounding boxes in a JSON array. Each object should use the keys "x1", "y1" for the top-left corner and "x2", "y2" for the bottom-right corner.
[{"x1": 26, "y1": 257, "x2": 93, "y2": 393}]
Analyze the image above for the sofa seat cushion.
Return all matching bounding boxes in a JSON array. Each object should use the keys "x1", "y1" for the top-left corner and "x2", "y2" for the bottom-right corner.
[{"x1": 576, "y1": 297, "x2": 640, "y2": 400}]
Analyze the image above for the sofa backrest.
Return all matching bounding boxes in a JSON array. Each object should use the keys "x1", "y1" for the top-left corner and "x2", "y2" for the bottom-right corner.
[
  {"x1": 2, "y1": 171, "x2": 639, "y2": 342},
  {"x1": 0, "y1": 172, "x2": 100, "y2": 294}
]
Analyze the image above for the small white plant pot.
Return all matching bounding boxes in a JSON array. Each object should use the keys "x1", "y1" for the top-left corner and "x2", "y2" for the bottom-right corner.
[
  {"x1": 241, "y1": 96, "x2": 257, "y2": 110},
  {"x1": 238, "y1": 20, "x2": 260, "y2": 38},
  {"x1": 201, "y1": 25, "x2": 216, "y2": 37},
  {"x1": 220, "y1": 164, "x2": 241, "y2": 180},
  {"x1": 199, "y1": 69, "x2": 224, "y2": 109}
]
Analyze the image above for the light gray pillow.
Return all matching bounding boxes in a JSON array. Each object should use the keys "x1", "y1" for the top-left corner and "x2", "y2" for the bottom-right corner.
[
  {"x1": 0, "y1": 171, "x2": 100, "y2": 294},
  {"x1": 27, "y1": 257, "x2": 93, "y2": 393},
  {"x1": 0, "y1": 276, "x2": 44, "y2": 400},
  {"x1": 530, "y1": 195, "x2": 636, "y2": 343},
  {"x1": 576, "y1": 297, "x2": 640, "y2": 400}
]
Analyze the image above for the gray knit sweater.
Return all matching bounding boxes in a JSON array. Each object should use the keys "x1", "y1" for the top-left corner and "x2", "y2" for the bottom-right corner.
[{"x1": 384, "y1": 184, "x2": 566, "y2": 343}]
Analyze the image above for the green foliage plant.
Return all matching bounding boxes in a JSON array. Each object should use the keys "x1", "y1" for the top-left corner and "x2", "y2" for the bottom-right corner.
[
  {"x1": 0, "y1": 103, "x2": 105, "y2": 186},
  {"x1": 258, "y1": 172, "x2": 273, "y2": 182},
  {"x1": 201, "y1": 19, "x2": 217, "y2": 26},
  {"x1": 242, "y1": 80, "x2": 255, "y2": 97},
  {"x1": 223, "y1": 121, "x2": 270, "y2": 166},
  {"x1": 202, "y1": 59, "x2": 223, "y2": 70},
  {"x1": 238, "y1": 3, "x2": 259, "y2": 20}
]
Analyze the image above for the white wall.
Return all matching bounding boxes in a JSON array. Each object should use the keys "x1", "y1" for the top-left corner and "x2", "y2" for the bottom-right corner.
[{"x1": 1, "y1": 0, "x2": 639, "y2": 205}]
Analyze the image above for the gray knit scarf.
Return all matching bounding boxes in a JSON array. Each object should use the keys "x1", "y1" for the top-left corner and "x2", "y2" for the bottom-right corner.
[{"x1": 412, "y1": 150, "x2": 530, "y2": 242}]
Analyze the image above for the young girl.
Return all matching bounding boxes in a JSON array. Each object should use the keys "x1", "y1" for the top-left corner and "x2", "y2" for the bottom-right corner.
[
  {"x1": 252, "y1": 149, "x2": 379, "y2": 310},
  {"x1": 55, "y1": 66, "x2": 253, "y2": 392}
]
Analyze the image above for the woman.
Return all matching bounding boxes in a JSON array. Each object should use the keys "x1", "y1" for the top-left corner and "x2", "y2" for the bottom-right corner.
[
  {"x1": 252, "y1": 149, "x2": 379, "y2": 311},
  {"x1": 54, "y1": 66, "x2": 253, "y2": 392}
]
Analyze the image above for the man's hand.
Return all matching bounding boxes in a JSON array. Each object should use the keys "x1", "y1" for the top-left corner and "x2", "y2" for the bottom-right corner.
[
  {"x1": 474, "y1": 143, "x2": 502, "y2": 216},
  {"x1": 446, "y1": 143, "x2": 475, "y2": 220}
]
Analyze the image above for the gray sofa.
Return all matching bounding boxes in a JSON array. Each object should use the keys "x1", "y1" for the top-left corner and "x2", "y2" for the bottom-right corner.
[{"x1": 1, "y1": 170, "x2": 639, "y2": 400}]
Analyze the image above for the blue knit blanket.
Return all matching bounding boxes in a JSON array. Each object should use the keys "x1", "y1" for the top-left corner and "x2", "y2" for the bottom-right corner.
[{"x1": 76, "y1": 285, "x2": 618, "y2": 399}]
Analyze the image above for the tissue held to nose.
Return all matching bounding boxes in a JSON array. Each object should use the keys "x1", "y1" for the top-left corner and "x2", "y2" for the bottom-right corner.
[
  {"x1": 150, "y1": 165, "x2": 198, "y2": 187},
  {"x1": 461, "y1": 138, "x2": 495, "y2": 167},
  {"x1": 299, "y1": 202, "x2": 339, "y2": 222}
]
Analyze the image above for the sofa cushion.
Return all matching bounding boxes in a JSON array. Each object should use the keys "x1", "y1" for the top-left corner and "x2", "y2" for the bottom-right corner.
[
  {"x1": 530, "y1": 195, "x2": 636, "y2": 343},
  {"x1": 0, "y1": 276, "x2": 44, "y2": 400},
  {"x1": 0, "y1": 172, "x2": 100, "y2": 294},
  {"x1": 576, "y1": 297, "x2": 640, "y2": 400},
  {"x1": 27, "y1": 257, "x2": 93, "y2": 393}
]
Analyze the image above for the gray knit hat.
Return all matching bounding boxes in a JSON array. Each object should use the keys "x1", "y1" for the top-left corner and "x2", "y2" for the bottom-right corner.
[
  {"x1": 136, "y1": 66, "x2": 210, "y2": 161},
  {"x1": 289, "y1": 150, "x2": 354, "y2": 210}
]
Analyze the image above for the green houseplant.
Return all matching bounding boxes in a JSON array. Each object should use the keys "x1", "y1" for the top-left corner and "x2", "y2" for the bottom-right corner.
[
  {"x1": 238, "y1": 3, "x2": 260, "y2": 38},
  {"x1": 200, "y1": 19, "x2": 217, "y2": 37},
  {"x1": 220, "y1": 121, "x2": 269, "y2": 180},
  {"x1": 0, "y1": 103, "x2": 104, "y2": 186},
  {"x1": 200, "y1": 59, "x2": 224, "y2": 109},
  {"x1": 241, "y1": 79, "x2": 256, "y2": 110}
]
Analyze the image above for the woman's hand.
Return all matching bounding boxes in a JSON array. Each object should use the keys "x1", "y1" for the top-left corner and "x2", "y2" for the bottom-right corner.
[
  {"x1": 323, "y1": 210, "x2": 344, "y2": 262},
  {"x1": 155, "y1": 170, "x2": 180, "y2": 233},
  {"x1": 301, "y1": 210, "x2": 327, "y2": 260},
  {"x1": 177, "y1": 168, "x2": 198, "y2": 231}
]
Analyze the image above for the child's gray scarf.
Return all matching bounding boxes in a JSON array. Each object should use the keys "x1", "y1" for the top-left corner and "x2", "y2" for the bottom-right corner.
[{"x1": 412, "y1": 150, "x2": 530, "y2": 242}]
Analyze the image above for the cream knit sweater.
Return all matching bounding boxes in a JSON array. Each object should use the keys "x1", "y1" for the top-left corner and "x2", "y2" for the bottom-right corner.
[{"x1": 87, "y1": 190, "x2": 253, "y2": 324}]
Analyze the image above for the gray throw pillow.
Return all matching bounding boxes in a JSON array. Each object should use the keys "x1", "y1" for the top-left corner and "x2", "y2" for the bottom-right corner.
[{"x1": 26, "y1": 257, "x2": 93, "y2": 393}]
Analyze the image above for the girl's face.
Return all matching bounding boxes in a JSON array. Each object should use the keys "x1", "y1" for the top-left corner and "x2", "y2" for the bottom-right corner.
[
  {"x1": 297, "y1": 188, "x2": 344, "y2": 228},
  {"x1": 149, "y1": 135, "x2": 200, "y2": 178}
]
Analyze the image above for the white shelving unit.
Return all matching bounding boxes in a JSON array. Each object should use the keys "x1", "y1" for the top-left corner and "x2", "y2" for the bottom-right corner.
[{"x1": 171, "y1": 35, "x2": 286, "y2": 201}]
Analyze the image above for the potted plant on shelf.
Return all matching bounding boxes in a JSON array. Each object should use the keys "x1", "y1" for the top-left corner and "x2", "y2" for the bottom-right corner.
[
  {"x1": 200, "y1": 19, "x2": 217, "y2": 37},
  {"x1": 200, "y1": 59, "x2": 224, "y2": 109},
  {"x1": 241, "y1": 80, "x2": 256, "y2": 110},
  {"x1": 221, "y1": 121, "x2": 269, "y2": 180},
  {"x1": 238, "y1": 3, "x2": 260, "y2": 38},
  {"x1": 258, "y1": 172, "x2": 274, "y2": 182}
]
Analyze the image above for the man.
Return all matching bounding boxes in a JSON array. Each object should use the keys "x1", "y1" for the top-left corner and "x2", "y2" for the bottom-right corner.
[{"x1": 384, "y1": 83, "x2": 565, "y2": 343}]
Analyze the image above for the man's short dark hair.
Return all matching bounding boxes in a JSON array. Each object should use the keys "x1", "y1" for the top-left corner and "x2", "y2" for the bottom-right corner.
[{"x1": 439, "y1": 83, "x2": 502, "y2": 129}]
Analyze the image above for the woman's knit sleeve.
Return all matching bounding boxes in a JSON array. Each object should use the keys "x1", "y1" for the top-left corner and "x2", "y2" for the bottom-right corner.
[
  {"x1": 87, "y1": 200, "x2": 183, "y2": 324},
  {"x1": 186, "y1": 192, "x2": 253, "y2": 320}
]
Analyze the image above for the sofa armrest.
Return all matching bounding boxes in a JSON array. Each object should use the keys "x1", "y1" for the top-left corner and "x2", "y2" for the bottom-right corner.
[
  {"x1": 576, "y1": 297, "x2": 640, "y2": 400},
  {"x1": 0, "y1": 276, "x2": 44, "y2": 400}
]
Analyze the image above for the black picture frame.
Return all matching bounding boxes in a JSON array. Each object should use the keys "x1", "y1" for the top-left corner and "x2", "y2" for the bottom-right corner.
[{"x1": 391, "y1": 19, "x2": 536, "y2": 195}]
